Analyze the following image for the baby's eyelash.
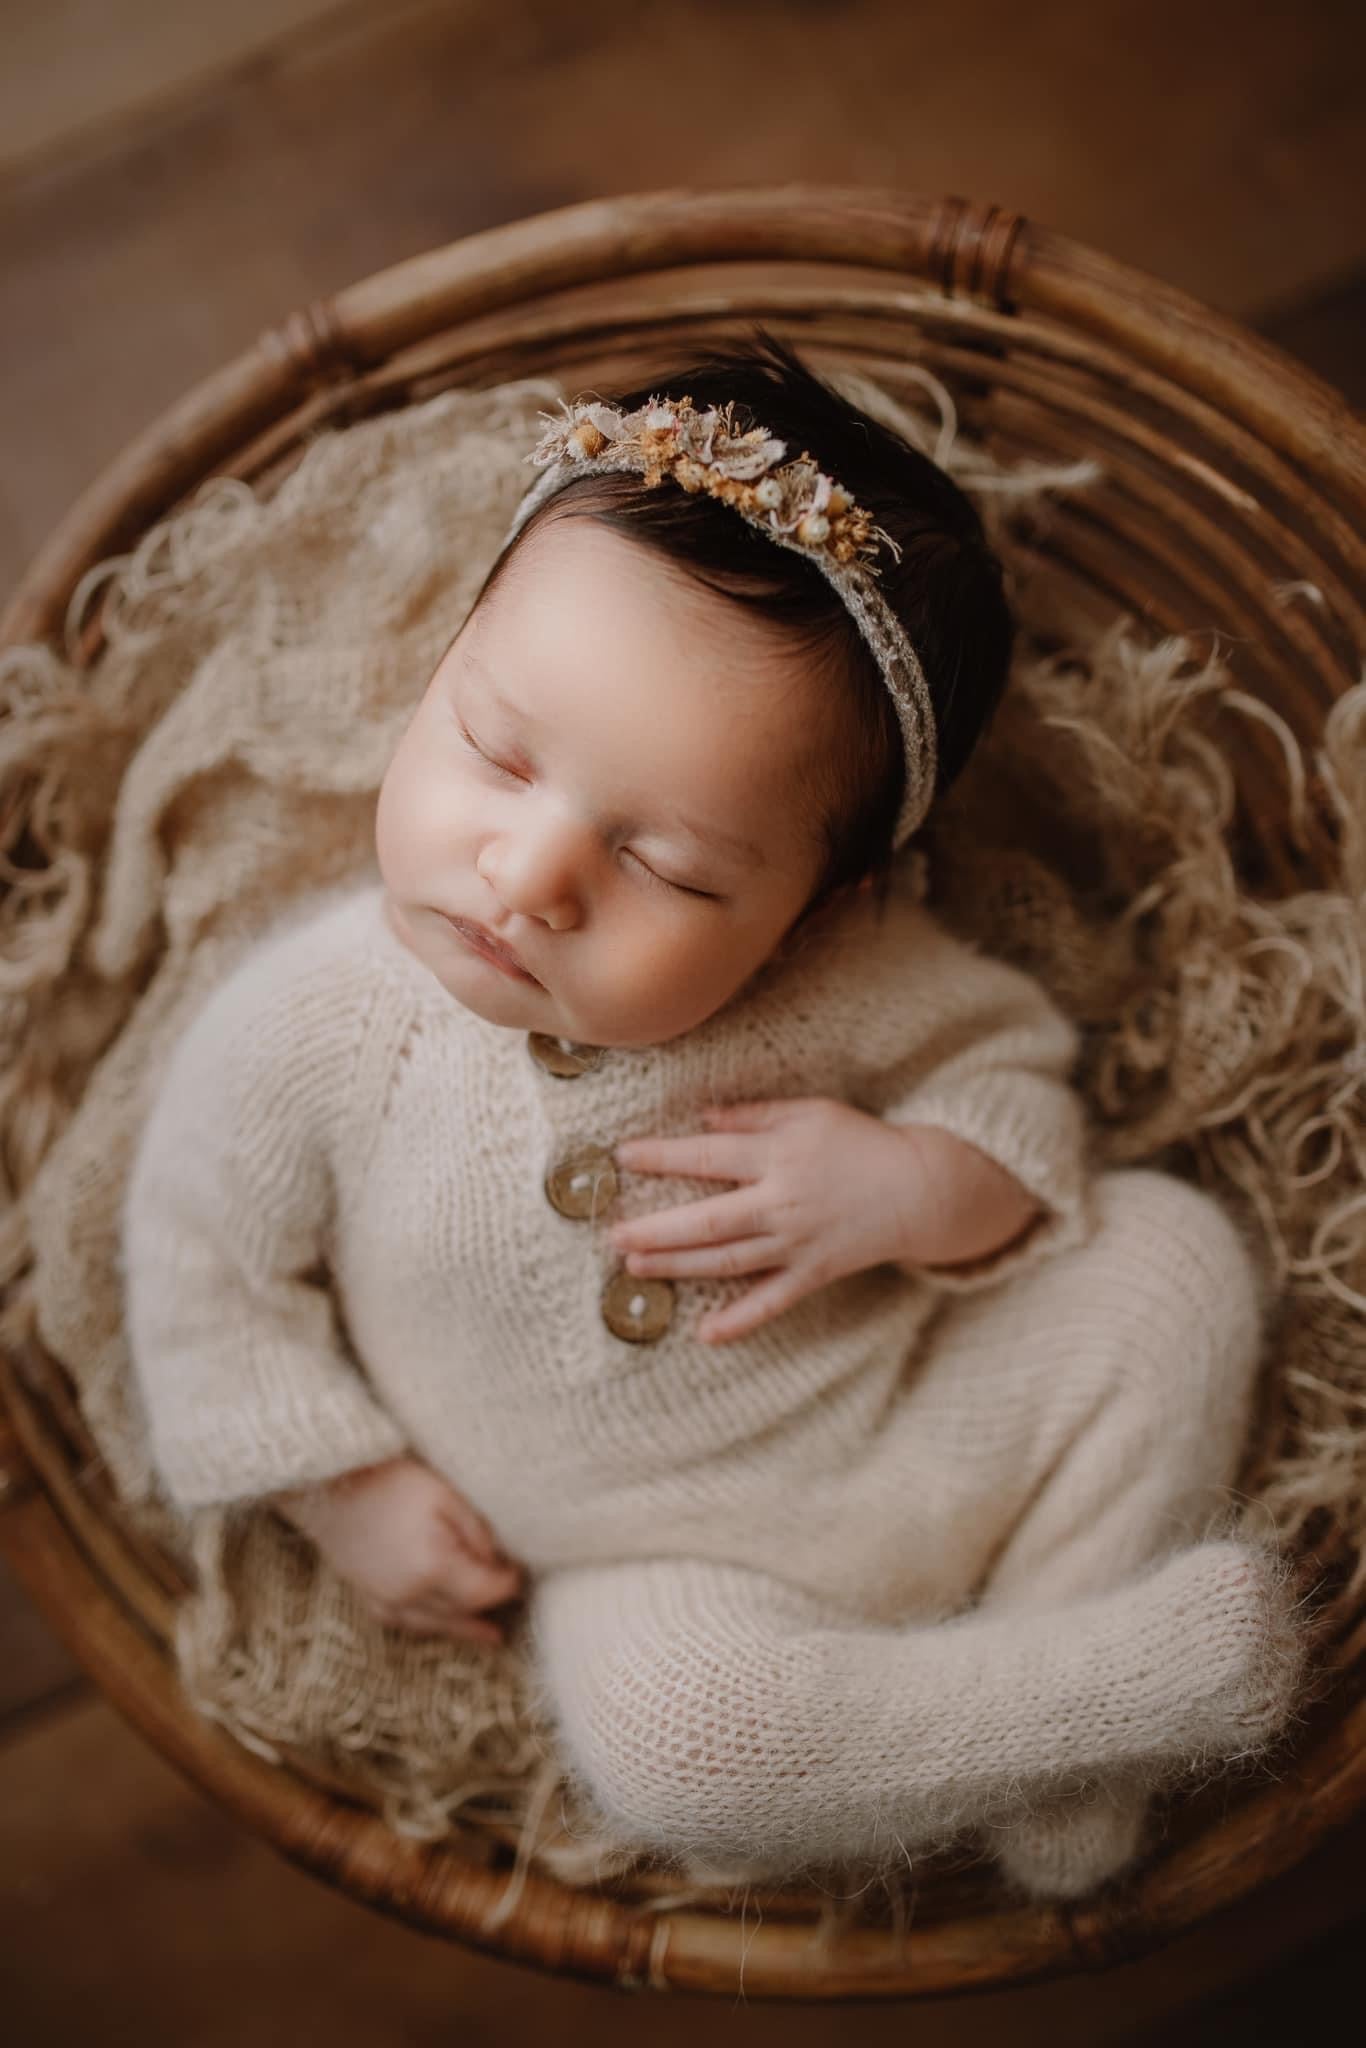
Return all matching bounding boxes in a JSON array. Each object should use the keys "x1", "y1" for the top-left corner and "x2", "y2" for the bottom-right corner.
[
  {"x1": 623, "y1": 849, "x2": 716, "y2": 901},
  {"x1": 457, "y1": 719, "x2": 524, "y2": 782}
]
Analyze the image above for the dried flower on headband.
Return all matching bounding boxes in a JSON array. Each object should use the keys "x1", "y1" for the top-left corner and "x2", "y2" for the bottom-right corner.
[{"x1": 538, "y1": 395, "x2": 904, "y2": 572}]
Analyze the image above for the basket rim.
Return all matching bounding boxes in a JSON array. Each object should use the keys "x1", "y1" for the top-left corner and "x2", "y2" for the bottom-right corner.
[
  {"x1": 5, "y1": 1383, "x2": 1364, "y2": 1999},
  {"x1": 3, "y1": 183, "x2": 1365, "y2": 1996},
  {"x1": 3, "y1": 182, "x2": 1362, "y2": 644}
]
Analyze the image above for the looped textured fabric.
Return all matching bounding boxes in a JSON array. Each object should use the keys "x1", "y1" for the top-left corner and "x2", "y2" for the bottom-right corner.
[{"x1": 0, "y1": 366, "x2": 1363, "y2": 1892}]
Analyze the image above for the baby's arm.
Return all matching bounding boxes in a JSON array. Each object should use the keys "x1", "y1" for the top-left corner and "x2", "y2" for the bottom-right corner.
[
  {"x1": 613, "y1": 1080, "x2": 1076, "y2": 1345},
  {"x1": 605, "y1": 905, "x2": 1091, "y2": 1342},
  {"x1": 123, "y1": 933, "x2": 522, "y2": 1639},
  {"x1": 865, "y1": 919, "x2": 1092, "y2": 1290},
  {"x1": 122, "y1": 949, "x2": 407, "y2": 1511},
  {"x1": 121, "y1": 906, "x2": 446, "y2": 1511},
  {"x1": 887, "y1": 1121, "x2": 1046, "y2": 1272}
]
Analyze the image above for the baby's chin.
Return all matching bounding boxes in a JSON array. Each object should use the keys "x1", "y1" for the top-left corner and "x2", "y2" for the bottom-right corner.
[
  {"x1": 415, "y1": 937, "x2": 603, "y2": 1042},
  {"x1": 426, "y1": 943, "x2": 550, "y2": 1029}
]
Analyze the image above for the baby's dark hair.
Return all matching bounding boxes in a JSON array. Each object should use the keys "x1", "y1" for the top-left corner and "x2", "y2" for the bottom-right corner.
[{"x1": 470, "y1": 330, "x2": 1014, "y2": 921}]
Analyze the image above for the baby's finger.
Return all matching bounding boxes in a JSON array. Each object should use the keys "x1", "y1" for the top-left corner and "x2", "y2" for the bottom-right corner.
[
  {"x1": 446, "y1": 1551, "x2": 525, "y2": 1613},
  {"x1": 614, "y1": 1131, "x2": 753, "y2": 1181},
  {"x1": 697, "y1": 1269, "x2": 808, "y2": 1344},
  {"x1": 391, "y1": 1598, "x2": 507, "y2": 1646},
  {"x1": 622, "y1": 1237, "x2": 785, "y2": 1281},
  {"x1": 445, "y1": 1611, "x2": 511, "y2": 1648},
  {"x1": 699, "y1": 1101, "x2": 810, "y2": 1131},
  {"x1": 611, "y1": 1191, "x2": 766, "y2": 1254},
  {"x1": 439, "y1": 1491, "x2": 508, "y2": 1565}
]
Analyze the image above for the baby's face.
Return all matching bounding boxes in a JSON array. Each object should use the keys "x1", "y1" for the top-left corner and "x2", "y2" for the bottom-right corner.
[{"x1": 375, "y1": 516, "x2": 830, "y2": 1046}]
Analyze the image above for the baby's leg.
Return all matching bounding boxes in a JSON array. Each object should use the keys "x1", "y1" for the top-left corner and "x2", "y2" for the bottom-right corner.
[
  {"x1": 934, "y1": 1169, "x2": 1288, "y2": 1895},
  {"x1": 526, "y1": 1535, "x2": 1300, "y2": 1883}
]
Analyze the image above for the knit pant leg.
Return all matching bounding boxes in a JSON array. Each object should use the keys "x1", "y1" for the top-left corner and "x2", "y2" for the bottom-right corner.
[
  {"x1": 931, "y1": 1168, "x2": 1272, "y2": 1895},
  {"x1": 808, "y1": 1171, "x2": 1269, "y2": 1630},
  {"x1": 527, "y1": 1532, "x2": 1301, "y2": 1881},
  {"x1": 970, "y1": 1169, "x2": 1267, "y2": 1607}
]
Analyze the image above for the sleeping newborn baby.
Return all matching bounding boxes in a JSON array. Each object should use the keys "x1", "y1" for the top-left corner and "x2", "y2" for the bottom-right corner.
[{"x1": 122, "y1": 336, "x2": 1306, "y2": 1901}]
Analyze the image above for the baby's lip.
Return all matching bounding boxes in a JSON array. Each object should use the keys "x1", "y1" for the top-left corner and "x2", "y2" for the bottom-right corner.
[{"x1": 441, "y1": 911, "x2": 542, "y2": 984}]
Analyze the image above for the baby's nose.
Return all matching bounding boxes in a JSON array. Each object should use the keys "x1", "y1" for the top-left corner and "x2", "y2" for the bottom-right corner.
[
  {"x1": 480, "y1": 835, "x2": 584, "y2": 928},
  {"x1": 481, "y1": 806, "x2": 593, "y2": 929}
]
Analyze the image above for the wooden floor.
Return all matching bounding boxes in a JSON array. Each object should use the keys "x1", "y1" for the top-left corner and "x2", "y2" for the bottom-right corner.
[
  {"x1": 5, "y1": 0, "x2": 1366, "y2": 599},
  {"x1": 2, "y1": 1, "x2": 1365, "y2": 2037}
]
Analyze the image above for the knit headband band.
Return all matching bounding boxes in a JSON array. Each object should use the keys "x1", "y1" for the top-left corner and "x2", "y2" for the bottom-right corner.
[{"x1": 503, "y1": 394, "x2": 938, "y2": 849}]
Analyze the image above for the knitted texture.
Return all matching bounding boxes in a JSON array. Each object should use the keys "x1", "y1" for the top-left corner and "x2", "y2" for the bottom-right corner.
[
  {"x1": 990, "y1": 1780, "x2": 1152, "y2": 1902},
  {"x1": 0, "y1": 369, "x2": 1350, "y2": 1896},
  {"x1": 118, "y1": 875, "x2": 1306, "y2": 1889},
  {"x1": 531, "y1": 1540, "x2": 1302, "y2": 1879},
  {"x1": 121, "y1": 870, "x2": 1091, "y2": 1600}
]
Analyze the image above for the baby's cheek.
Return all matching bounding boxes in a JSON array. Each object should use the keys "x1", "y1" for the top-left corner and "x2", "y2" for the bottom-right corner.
[
  {"x1": 601, "y1": 929, "x2": 763, "y2": 1044},
  {"x1": 374, "y1": 755, "x2": 410, "y2": 878},
  {"x1": 377, "y1": 745, "x2": 450, "y2": 883}
]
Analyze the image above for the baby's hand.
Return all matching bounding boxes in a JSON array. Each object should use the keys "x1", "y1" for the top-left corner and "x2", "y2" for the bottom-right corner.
[
  {"x1": 611, "y1": 1097, "x2": 1041, "y2": 1342},
  {"x1": 611, "y1": 1097, "x2": 924, "y2": 1343},
  {"x1": 271, "y1": 1456, "x2": 525, "y2": 1646}
]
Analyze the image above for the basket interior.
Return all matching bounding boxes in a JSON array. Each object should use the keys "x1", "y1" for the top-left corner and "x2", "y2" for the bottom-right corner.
[{"x1": 3, "y1": 198, "x2": 1365, "y2": 1996}]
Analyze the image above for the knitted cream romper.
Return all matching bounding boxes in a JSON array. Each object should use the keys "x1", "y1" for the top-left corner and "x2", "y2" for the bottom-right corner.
[{"x1": 123, "y1": 869, "x2": 1290, "y2": 1878}]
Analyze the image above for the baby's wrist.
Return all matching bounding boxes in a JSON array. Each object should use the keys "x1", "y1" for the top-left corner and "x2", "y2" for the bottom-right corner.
[
  {"x1": 891, "y1": 1121, "x2": 1042, "y2": 1270},
  {"x1": 271, "y1": 1457, "x2": 404, "y2": 1531},
  {"x1": 270, "y1": 1481, "x2": 336, "y2": 1536}
]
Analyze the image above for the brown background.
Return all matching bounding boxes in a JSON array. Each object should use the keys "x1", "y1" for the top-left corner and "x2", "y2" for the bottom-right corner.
[{"x1": 3, "y1": 2, "x2": 1365, "y2": 2039}]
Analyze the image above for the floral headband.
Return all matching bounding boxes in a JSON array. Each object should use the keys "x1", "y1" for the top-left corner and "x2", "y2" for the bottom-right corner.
[{"x1": 502, "y1": 393, "x2": 938, "y2": 848}]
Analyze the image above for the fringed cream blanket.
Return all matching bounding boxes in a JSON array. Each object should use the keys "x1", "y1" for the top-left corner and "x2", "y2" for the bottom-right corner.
[{"x1": 2, "y1": 370, "x2": 1364, "y2": 1899}]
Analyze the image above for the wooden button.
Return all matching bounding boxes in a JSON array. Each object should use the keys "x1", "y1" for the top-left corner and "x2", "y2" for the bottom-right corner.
[
  {"x1": 545, "y1": 1146, "x2": 619, "y2": 1220},
  {"x1": 527, "y1": 1032, "x2": 606, "y2": 1078},
  {"x1": 601, "y1": 1270, "x2": 675, "y2": 1344}
]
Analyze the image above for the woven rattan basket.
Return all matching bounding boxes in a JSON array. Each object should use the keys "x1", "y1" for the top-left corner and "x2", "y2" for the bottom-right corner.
[{"x1": 2, "y1": 187, "x2": 1364, "y2": 1999}]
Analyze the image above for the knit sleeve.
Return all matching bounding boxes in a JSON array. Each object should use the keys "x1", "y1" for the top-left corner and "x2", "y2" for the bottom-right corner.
[
  {"x1": 121, "y1": 919, "x2": 408, "y2": 1512},
  {"x1": 856, "y1": 915, "x2": 1093, "y2": 1292}
]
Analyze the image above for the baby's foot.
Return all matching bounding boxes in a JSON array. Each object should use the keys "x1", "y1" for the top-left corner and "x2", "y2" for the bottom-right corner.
[
  {"x1": 1153, "y1": 1538, "x2": 1307, "y2": 1762},
  {"x1": 993, "y1": 1544, "x2": 1305, "y2": 1895},
  {"x1": 992, "y1": 1781, "x2": 1149, "y2": 1901}
]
